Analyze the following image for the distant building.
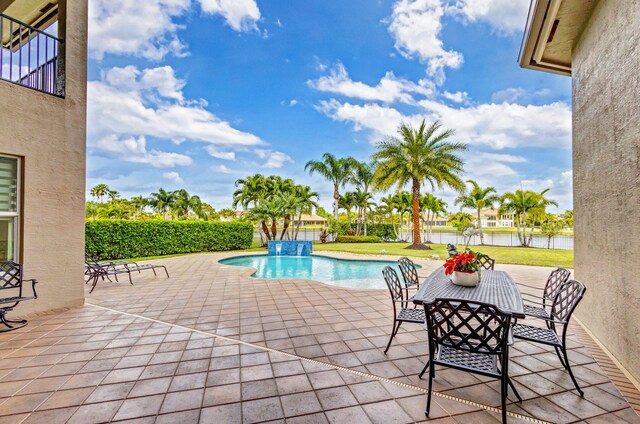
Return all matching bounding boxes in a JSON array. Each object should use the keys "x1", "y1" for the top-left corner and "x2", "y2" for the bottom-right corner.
[
  {"x1": 424, "y1": 216, "x2": 448, "y2": 227},
  {"x1": 477, "y1": 209, "x2": 514, "y2": 228},
  {"x1": 293, "y1": 214, "x2": 327, "y2": 227}
]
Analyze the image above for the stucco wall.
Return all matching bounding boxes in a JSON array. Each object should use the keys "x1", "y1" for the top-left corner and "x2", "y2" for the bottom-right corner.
[
  {"x1": 0, "y1": 1, "x2": 87, "y2": 314},
  {"x1": 572, "y1": 0, "x2": 640, "y2": 381}
]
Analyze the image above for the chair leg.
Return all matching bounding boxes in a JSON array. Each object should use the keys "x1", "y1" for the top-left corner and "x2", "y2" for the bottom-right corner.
[
  {"x1": 90, "y1": 276, "x2": 99, "y2": 293},
  {"x1": 554, "y1": 345, "x2": 567, "y2": 368},
  {"x1": 151, "y1": 267, "x2": 157, "y2": 276},
  {"x1": 162, "y1": 266, "x2": 169, "y2": 278},
  {"x1": 384, "y1": 320, "x2": 402, "y2": 354},
  {"x1": 561, "y1": 346, "x2": 584, "y2": 396},
  {"x1": 425, "y1": 361, "x2": 434, "y2": 417},
  {"x1": 501, "y1": 374, "x2": 508, "y2": 424},
  {"x1": 0, "y1": 310, "x2": 27, "y2": 332},
  {"x1": 507, "y1": 378, "x2": 522, "y2": 402},
  {"x1": 126, "y1": 271, "x2": 133, "y2": 285},
  {"x1": 418, "y1": 360, "x2": 430, "y2": 379}
]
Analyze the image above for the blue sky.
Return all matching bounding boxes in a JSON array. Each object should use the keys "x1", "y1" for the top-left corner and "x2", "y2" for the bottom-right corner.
[{"x1": 86, "y1": 0, "x2": 573, "y2": 212}]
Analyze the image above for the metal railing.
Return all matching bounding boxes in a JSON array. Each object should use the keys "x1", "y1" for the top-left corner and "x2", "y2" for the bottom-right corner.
[{"x1": 0, "y1": 12, "x2": 63, "y2": 96}]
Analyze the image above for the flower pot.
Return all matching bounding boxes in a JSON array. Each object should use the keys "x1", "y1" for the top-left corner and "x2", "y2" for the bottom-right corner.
[{"x1": 450, "y1": 270, "x2": 480, "y2": 287}]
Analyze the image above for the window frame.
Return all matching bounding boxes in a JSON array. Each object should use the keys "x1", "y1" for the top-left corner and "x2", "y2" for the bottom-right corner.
[{"x1": 0, "y1": 154, "x2": 20, "y2": 262}]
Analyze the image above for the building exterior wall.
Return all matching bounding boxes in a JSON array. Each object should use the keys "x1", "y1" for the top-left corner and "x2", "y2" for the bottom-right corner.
[
  {"x1": 0, "y1": 1, "x2": 87, "y2": 314},
  {"x1": 572, "y1": 0, "x2": 640, "y2": 381}
]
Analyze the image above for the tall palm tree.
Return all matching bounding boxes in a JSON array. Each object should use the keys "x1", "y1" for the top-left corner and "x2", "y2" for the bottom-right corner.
[
  {"x1": 352, "y1": 187, "x2": 374, "y2": 236},
  {"x1": 500, "y1": 188, "x2": 558, "y2": 246},
  {"x1": 293, "y1": 185, "x2": 319, "y2": 240},
  {"x1": 305, "y1": 153, "x2": 356, "y2": 221},
  {"x1": 338, "y1": 192, "x2": 357, "y2": 231},
  {"x1": 350, "y1": 161, "x2": 376, "y2": 235},
  {"x1": 172, "y1": 189, "x2": 202, "y2": 218},
  {"x1": 148, "y1": 188, "x2": 175, "y2": 220},
  {"x1": 420, "y1": 193, "x2": 447, "y2": 243},
  {"x1": 233, "y1": 174, "x2": 267, "y2": 210},
  {"x1": 107, "y1": 189, "x2": 120, "y2": 201},
  {"x1": 90, "y1": 184, "x2": 109, "y2": 203},
  {"x1": 381, "y1": 194, "x2": 399, "y2": 240},
  {"x1": 373, "y1": 120, "x2": 467, "y2": 249},
  {"x1": 392, "y1": 191, "x2": 413, "y2": 241},
  {"x1": 454, "y1": 180, "x2": 500, "y2": 245}
]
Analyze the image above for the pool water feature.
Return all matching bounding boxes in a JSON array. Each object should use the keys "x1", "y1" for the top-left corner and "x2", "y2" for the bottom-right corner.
[{"x1": 219, "y1": 254, "x2": 420, "y2": 289}]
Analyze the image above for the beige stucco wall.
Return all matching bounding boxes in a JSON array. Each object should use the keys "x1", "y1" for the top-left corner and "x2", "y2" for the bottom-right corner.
[
  {"x1": 572, "y1": 0, "x2": 640, "y2": 382},
  {"x1": 0, "y1": 1, "x2": 87, "y2": 314}
]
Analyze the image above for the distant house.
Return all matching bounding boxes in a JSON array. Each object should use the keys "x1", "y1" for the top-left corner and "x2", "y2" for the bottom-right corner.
[
  {"x1": 477, "y1": 209, "x2": 514, "y2": 228},
  {"x1": 292, "y1": 214, "x2": 327, "y2": 227},
  {"x1": 425, "y1": 216, "x2": 449, "y2": 227}
]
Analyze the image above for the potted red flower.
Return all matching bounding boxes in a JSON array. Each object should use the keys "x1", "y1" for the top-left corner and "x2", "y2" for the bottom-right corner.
[{"x1": 443, "y1": 252, "x2": 480, "y2": 286}]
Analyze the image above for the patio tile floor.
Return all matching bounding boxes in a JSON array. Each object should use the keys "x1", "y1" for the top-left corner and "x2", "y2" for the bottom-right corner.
[{"x1": 0, "y1": 252, "x2": 638, "y2": 423}]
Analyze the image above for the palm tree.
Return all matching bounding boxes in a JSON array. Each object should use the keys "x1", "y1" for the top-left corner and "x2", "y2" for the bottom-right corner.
[
  {"x1": 454, "y1": 180, "x2": 500, "y2": 245},
  {"x1": 148, "y1": 188, "x2": 175, "y2": 220},
  {"x1": 293, "y1": 185, "x2": 319, "y2": 240},
  {"x1": 392, "y1": 191, "x2": 413, "y2": 241},
  {"x1": 373, "y1": 120, "x2": 467, "y2": 249},
  {"x1": 249, "y1": 197, "x2": 287, "y2": 240},
  {"x1": 130, "y1": 195, "x2": 148, "y2": 218},
  {"x1": 172, "y1": 189, "x2": 202, "y2": 218},
  {"x1": 500, "y1": 188, "x2": 558, "y2": 246},
  {"x1": 85, "y1": 202, "x2": 99, "y2": 220},
  {"x1": 420, "y1": 193, "x2": 447, "y2": 243},
  {"x1": 90, "y1": 184, "x2": 109, "y2": 203},
  {"x1": 352, "y1": 187, "x2": 374, "y2": 236},
  {"x1": 305, "y1": 153, "x2": 356, "y2": 221},
  {"x1": 107, "y1": 189, "x2": 120, "y2": 201},
  {"x1": 350, "y1": 161, "x2": 376, "y2": 235},
  {"x1": 233, "y1": 174, "x2": 268, "y2": 210},
  {"x1": 381, "y1": 194, "x2": 399, "y2": 240},
  {"x1": 338, "y1": 192, "x2": 356, "y2": 231}
]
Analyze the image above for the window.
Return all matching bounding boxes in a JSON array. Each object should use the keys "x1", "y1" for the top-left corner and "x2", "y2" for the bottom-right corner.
[{"x1": 0, "y1": 156, "x2": 19, "y2": 261}]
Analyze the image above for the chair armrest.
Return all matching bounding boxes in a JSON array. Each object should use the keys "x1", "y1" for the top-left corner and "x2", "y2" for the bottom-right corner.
[
  {"x1": 518, "y1": 283, "x2": 544, "y2": 291},
  {"x1": 521, "y1": 296, "x2": 545, "y2": 305},
  {"x1": 24, "y1": 279, "x2": 38, "y2": 299}
]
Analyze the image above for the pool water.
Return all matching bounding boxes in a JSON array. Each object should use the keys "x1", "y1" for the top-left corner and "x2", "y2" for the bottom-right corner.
[{"x1": 219, "y1": 254, "x2": 419, "y2": 289}]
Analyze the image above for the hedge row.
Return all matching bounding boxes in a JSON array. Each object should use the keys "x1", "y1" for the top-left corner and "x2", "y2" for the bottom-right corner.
[
  {"x1": 86, "y1": 220, "x2": 254, "y2": 260},
  {"x1": 338, "y1": 223, "x2": 396, "y2": 240},
  {"x1": 335, "y1": 235, "x2": 381, "y2": 243}
]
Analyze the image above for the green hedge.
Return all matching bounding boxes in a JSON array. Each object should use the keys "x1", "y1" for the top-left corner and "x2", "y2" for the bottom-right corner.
[
  {"x1": 335, "y1": 235, "x2": 381, "y2": 243},
  {"x1": 338, "y1": 223, "x2": 396, "y2": 240},
  {"x1": 86, "y1": 220, "x2": 253, "y2": 260}
]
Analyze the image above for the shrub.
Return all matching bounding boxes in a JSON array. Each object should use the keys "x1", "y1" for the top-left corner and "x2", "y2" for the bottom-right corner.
[
  {"x1": 86, "y1": 219, "x2": 253, "y2": 260},
  {"x1": 335, "y1": 235, "x2": 380, "y2": 243},
  {"x1": 338, "y1": 223, "x2": 396, "y2": 240}
]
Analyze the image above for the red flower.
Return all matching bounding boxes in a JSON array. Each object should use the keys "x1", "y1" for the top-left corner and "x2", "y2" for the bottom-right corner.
[{"x1": 442, "y1": 252, "x2": 477, "y2": 275}]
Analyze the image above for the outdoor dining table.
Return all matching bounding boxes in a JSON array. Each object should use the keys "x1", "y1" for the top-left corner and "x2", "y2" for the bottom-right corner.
[{"x1": 412, "y1": 267, "x2": 526, "y2": 318}]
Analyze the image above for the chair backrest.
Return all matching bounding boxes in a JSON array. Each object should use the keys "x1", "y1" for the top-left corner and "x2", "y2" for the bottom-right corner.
[
  {"x1": 397, "y1": 257, "x2": 419, "y2": 287},
  {"x1": 424, "y1": 298, "x2": 512, "y2": 355},
  {"x1": 475, "y1": 253, "x2": 495, "y2": 270},
  {"x1": 0, "y1": 261, "x2": 23, "y2": 289},
  {"x1": 544, "y1": 268, "x2": 571, "y2": 300},
  {"x1": 382, "y1": 266, "x2": 404, "y2": 303},
  {"x1": 551, "y1": 279, "x2": 586, "y2": 323},
  {"x1": 85, "y1": 254, "x2": 107, "y2": 274}
]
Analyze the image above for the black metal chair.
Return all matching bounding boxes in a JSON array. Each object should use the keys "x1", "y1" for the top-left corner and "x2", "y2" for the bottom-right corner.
[
  {"x1": 519, "y1": 268, "x2": 571, "y2": 320},
  {"x1": 382, "y1": 266, "x2": 425, "y2": 354},
  {"x1": 512, "y1": 280, "x2": 586, "y2": 395},
  {"x1": 422, "y1": 298, "x2": 521, "y2": 423},
  {"x1": 475, "y1": 252, "x2": 495, "y2": 270},
  {"x1": 0, "y1": 261, "x2": 38, "y2": 332},
  {"x1": 397, "y1": 257, "x2": 420, "y2": 303}
]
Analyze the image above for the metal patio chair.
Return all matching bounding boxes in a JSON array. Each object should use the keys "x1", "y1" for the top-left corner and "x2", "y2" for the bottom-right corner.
[
  {"x1": 475, "y1": 252, "x2": 496, "y2": 270},
  {"x1": 85, "y1": 255, "x2": 133, "y2": 293},
  {"x1": 518, "y1": 268, "x2": 571, "y2": 320},
  {"x1": 512, "y1": 279, "x2": 586, "y2": 395},
  {"x1": 398, "y1": 257, "x2": 420, "y2": 303},
  {"x1": 422, "y1": 298, "x2": 521, "y2": 423},
  {"x1": 382, "y1": 266, "x2": 425, "y2": 354},
  {"x1": 0, "y1": 261, "x2": 38, "y2": 332}
]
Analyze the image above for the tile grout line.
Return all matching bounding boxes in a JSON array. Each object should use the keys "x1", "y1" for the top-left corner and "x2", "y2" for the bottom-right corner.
[{"x1": 87, "y1": 302, "x2": 550, "y2": 424}]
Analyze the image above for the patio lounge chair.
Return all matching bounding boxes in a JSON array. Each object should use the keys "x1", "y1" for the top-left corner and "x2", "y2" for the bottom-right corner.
[
  {"x1": 512, "y1": 280, "x2": 586, "y2": 395},
  {"x1": 0, "y1": 261, "x2": 38, "y2": 332},
  {"x1": 519, "y1": 268, "x2": 571, "y2": 320},
  {"x1": 85, "y1": 254, "x2": 170, "y2": 293},
  {"x1": 422, "y1": 298, "x2": 521, "y2": 423},
  {"x1": 382, "y1": 266, "x2": 425, "y2": 354}
]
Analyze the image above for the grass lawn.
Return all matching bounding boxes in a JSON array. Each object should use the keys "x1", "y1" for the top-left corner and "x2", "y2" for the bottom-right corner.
[{"x1": 312, "y1": 242, "x2": 573, "y2": 268}]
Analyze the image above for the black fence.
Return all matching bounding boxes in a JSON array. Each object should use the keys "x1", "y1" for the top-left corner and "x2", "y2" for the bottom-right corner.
[{"x1": 0, "y1": 13, "x2": 63, "y2": 96}]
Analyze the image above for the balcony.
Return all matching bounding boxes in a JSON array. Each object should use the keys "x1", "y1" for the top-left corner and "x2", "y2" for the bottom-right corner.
[{"x1": 0, "y1": 11, "x2": 63, "y2": 96}]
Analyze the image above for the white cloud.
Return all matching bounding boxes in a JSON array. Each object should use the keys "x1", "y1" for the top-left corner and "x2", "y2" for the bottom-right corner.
[
  {"x1": 199, "y1": 0, "x2": 261, "y2": 32},
  {"x1": 386, "y1": 0, "x2": 463, "y2": 82},
  {"x1": 256, "y1": 149, "x2": 293, "y2": 169},
  {"x1": 88, "y1": 65, "x2": 264, "y2": 148},
  {"x1": 317, "y1": 98, "x2": 572, "y2": 150},
  {"x1": 92, "y1": 135, "x2": 193, "y2": 168},
  {"x1": 163, "y1": 171, "x2": 184, "y2": 183},
  {"x1": 516, "y1": 170, "x2": 573, "y2": 211},
  {"x1": 212, "y1": 164, "x2": 233, "y2": 174},
  {"x1": 442, "y1": 90, "x2": 470, "y2": 104},
  {"x1": 308, "y1": 63, "x2": 434, "y2": 104},
  {"x1": 289, "y1": 99, "x2": 299, "y2": 107},
  {"x1": 491, "y1": 88, "x2": 527, "y2": 103},
  {"x1": 88, "y1": 0, "x2": 190, "y2": 60},
  {"x1": 447, "y1": 0, "x2": 530, "y2": 34},
  {"x1": 464, "y1": 152, "x2": 527, "y2": 177},
  {"x1": 476, "y1": 152, "x2": 527, "y2": 163},
  {"x1": 205, "y1": 146, "x2": 236, "y2": 160}
]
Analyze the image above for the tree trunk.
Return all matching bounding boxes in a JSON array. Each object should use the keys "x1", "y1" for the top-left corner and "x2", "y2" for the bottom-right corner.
[
  {"x1": 411, "y1": 179, "x2": 422, "y2": 246},
  {"x1": 261, "y1": 222, "x2": 270, "y2": 241},
  {"x1": 477, "y1": 207, "x2": 484, "y2": 245},
  {"x1": 333, "y1": 184, "x2": 339, "y2": 221},
  {"x1": 271, "y1": 220, "x2": 277, "y2": 240},
  {"x1": 294, "y1": 212, "x2": 302, "y2": 240},
  {"x1": 363, "y1": 207, "x2": 368, "y2": 236},
  {"x1": 280, "y1": 214, "x2": 291, "y2": 240},
  {"x1": 356, "y1": 207, "x2": 362, "y2": 236}
]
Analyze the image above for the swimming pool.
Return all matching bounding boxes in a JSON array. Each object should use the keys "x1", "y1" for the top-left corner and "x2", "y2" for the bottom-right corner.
[{"x1": 219, "y1": 254, "x2": 419, "y2": 289}]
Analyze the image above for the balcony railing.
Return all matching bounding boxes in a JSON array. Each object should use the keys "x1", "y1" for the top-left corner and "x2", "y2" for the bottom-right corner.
[{"x1": 0, "y1": 12, "x2": 64, "y2": 96}]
